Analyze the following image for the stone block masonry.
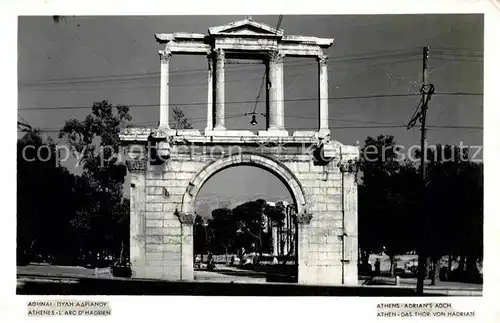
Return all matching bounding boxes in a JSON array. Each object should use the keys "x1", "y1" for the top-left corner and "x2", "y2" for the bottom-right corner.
[
  {"x1": 121, "y1": 137, "x2": 359, "y2": 285},
  {"x1": 120, "y1": 17, "x2": 359, "y2": 286}
]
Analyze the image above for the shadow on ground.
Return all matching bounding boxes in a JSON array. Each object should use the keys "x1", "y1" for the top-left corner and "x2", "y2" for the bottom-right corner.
[
  {"x1": 197, "y1": 268, "x2": 267, "y2": 279},
  {"x1": 17, "y1": 275, "x2": 446, "y2": 296}
]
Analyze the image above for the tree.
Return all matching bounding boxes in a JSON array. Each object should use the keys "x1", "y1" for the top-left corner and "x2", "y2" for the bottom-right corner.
[
  {"x1": 171, "y1": 107, "x2": 193, "y2": 130},
  {"x1": 209, "y1": 208, "x2": 235, "y2": 256},
  {"x1": 52, "y1": 16, "x2": 64, "y2": 24},
  {"x1": 207, "y1": 199, "x2": 285, "y2": 259},
  {"x1": 18, "y1": 101, "x2": 134, "y2": 267},
  {"x1": 17, "y1": 129, "x2": 79, "y2": 264},
  {"x1": 424, "y1": 145, "x2": 483, "y2": 283},
  {"x1": 358, "y1": 135, "x2": 419, "y2": 275},
  {"x1": 59, "y1": 100, "x2": 132, "y2": 262},
  {"x1": 264, "y1": 202, "x2": 286, "y2": 227},
  {"x1": 232, "y1": 199, "x2": 269, "y2": 256},
  {"x1": 194, "y1": 214, "x2": 209, "y2": 261},
  {"x1": 52, "y1": 16, "x2": 76, "y2": 24}
]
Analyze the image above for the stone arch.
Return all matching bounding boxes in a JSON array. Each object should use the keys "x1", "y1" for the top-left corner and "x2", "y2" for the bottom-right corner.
[{"x1": 180, "y1": 152, "x2": 308, "y2": 216}]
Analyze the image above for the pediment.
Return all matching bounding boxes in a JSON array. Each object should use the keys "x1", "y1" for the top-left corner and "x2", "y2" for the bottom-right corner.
[{"x1": 208, "y1": 18, "x2": 284, "y2": 37}]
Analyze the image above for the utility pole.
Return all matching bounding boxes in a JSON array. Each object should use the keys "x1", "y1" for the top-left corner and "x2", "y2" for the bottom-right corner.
[
  {"x1": 416, "y1": 46, "x2": 430, "y2": 295},
  {"x1": 406, "y1": 47, "x2": 434, "y2": 295}
]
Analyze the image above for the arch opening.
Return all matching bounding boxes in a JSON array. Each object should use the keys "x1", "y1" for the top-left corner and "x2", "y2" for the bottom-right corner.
[
  {"x1": 181, "y1": 153, "x2": 307, "y2": 216},
  {"x1": 184, "y1": 154, "x2": 305, "y2": 283}
]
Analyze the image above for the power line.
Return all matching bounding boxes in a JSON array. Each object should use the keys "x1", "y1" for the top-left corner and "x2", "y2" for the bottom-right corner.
[
  {"x1": 434, "y1": 92, "x2": 482, "y2": 96},
  {"x1": 17, "y1": 91, "x2": 482, "y2": 112},
  {"x1": 131, "y1": 114, "x2": 481, "y2": 128},
  {"x1": 18, "y1": 47, "x2": 481, "y2": 88},
  {"x1": 432, "y1": 57, "x2": 483, "y2": 63},
  {"x1": 23, "y1": 57, "x2": 422, "y2": 93},
  {"x1": 17, "y1": 93, "x2": 419, "y2": 111},
  {"x1": 18, "y1": 114, "x2": 31, "y2": 126},
  {"x1": 21, "y1": 123, "x2": 483, "y2": 134},
  {"x1": 250, "y1": 15, "x2": 283, "y2": 115},
  {"x1": 19, "y1": 54, "x2": 477, "y2": 93},
  {"x1": 431, "y1": 46, "x2": 483, "y2": 54},
  {"x1": 20, "y1": 110, "x2": 483, "y2": 133},
  {"x1": 21, "y1": 49, "x2": 421, "y2": 87},
  {"x1": 87, "y1": 111, "x2": 482, "y2": 129},
  {"x1": 431, "y1": 48, "x2": 483, "y2": 57}
]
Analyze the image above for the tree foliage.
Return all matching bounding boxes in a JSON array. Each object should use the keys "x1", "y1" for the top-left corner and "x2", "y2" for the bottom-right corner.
[
  {"x1": 358, "y1": 136, "x2": 483, "y2": 278},
  {"x1": 358, "y1": 135, "x2": 420, "y2": 274},
  {"x1": 202, "y1": 200, "x2": 288, "y2": 257},
  {"x1": 17, "y1": 130, "x2": 79, "y2": 263},
  {"x1": 58, "y1": 100, "x2": 132, "y2": 262},
  {"x1": 424, "y1": 145, "x2": 483, "y2": 275},
  {"x1": 17, "y1": 100, "x2": 132, "y2": 266},
  {"x1": 172, "y1": 107, "x2": 193, "y2": 130}
]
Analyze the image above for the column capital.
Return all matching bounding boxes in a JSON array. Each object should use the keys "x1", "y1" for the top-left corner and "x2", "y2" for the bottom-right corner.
[
  {"x1": 159, "y1": 50, "x2": 172, "y2": 63},
  {"x1": 338, "y1": 159, "x2": 359, "y2": 173},
  {"x1": 126, "y1": 157, "x2": 148, "y2": 173},
  {"x1": 214, "y1": 48, "x2": 225, "y2": 61},
  {"x1": 296, "y1": 211, "x2": 313, "y2": 225},
  {"x1": 268, "y1": 50, "x2": 285, "y2": 64},
  {"x1": 176, "y1": 211, "x2": 196, "y2": 225},
  {"x1": 317, "y1": 54, "x2": 329, "y2": 66}
]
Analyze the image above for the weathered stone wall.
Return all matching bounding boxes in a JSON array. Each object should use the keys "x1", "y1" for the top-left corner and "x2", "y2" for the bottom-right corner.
[
  {"x1": 122, "y1": 134, "x2": 358, "y2": 285},
  {"x1": 144, "y1": 159, "x2": 204, "y2": 280}
]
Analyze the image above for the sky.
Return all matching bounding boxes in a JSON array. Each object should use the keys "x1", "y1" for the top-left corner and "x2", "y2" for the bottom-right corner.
[{"x1": 17, "y1": 15, "x2": 483, "y2": 217}]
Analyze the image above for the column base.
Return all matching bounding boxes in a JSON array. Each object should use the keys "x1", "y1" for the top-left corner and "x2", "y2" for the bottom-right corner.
[
  {"x1": 205, "y1": 129, "x2": 256, "y2": 137},
  {"x1": 176, "y1": 129, "x2": 202, "y2": 136},
  {"x1": 157, "y1": 125, "x2": 177, "y2": 136},
  {"x1": 258, "y1": 129, "x2": 289, "y2": 137},
  {"x1": 293, "y1": 131, "x2": 317, "y2": 137},
  {"x1": 213, "y1": 125, "x2": 226, "y2": 131},
  {"x1": 317, "y1": 129, "x2": 331, "y2": 139}
]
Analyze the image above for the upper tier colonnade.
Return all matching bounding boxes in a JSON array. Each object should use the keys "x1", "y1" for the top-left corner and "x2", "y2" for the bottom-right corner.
[{"x1": 154, "y1": 16, "x2": 334, "y2": 139}]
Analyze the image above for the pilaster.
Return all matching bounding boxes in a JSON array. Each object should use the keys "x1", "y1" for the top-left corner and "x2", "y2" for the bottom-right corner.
[
  {"x1": 296, "y1": 211, "x2": 313, "y2": 284},
  {"x1": 339, "y1": 157, "x2": 359, "y2": 285},
  {"x1": 177, "y1": 212, "x2": 195, "y2": 280},
  {"x1": 126, "y1": 150, "x2": 148, "y2": 278}
]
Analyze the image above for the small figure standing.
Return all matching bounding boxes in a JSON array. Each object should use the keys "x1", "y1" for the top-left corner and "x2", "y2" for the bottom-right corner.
[
  {"x1": 207, "y1": 252, "x2": 216, "y2": 271},
  {"x1": 374, "y1": 258, "x2": 381, "y2": 276}
]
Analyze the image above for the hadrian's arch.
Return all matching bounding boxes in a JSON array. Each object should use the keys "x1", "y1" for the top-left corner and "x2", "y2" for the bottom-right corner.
[{"x1": 120, "y1": 17, "x2": 360, "y2": 285}]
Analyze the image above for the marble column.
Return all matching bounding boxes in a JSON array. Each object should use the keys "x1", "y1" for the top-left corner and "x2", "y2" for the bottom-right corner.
[
  {"x1": 267, "y1": 50, "x2": 285, "y2": 131},
  {"x1": 318, "y1": 54, "x2": 330, "y2": 137},
  {"x1": 159, "y1": 50, "x2": 172, "y2": 129},
  {"x1": 214, "y1": 49, "x2": 226, "y2": 131},
  {"x1": 272, "y1": 226, "x2": 278, "y2": 256},
  {"x1": 206, "y1": 51, "x2": 214, "y2": 131}
]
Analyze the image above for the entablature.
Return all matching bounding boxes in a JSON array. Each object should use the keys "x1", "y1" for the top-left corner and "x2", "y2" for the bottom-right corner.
[{"x1": 154, "y1": 17, "x2": 333, "y2": 57}]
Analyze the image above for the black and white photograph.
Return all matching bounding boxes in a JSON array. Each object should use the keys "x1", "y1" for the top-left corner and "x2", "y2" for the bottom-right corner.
[{"x1": 10, "y1": 5, "x2": 497, "y2": 316}]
